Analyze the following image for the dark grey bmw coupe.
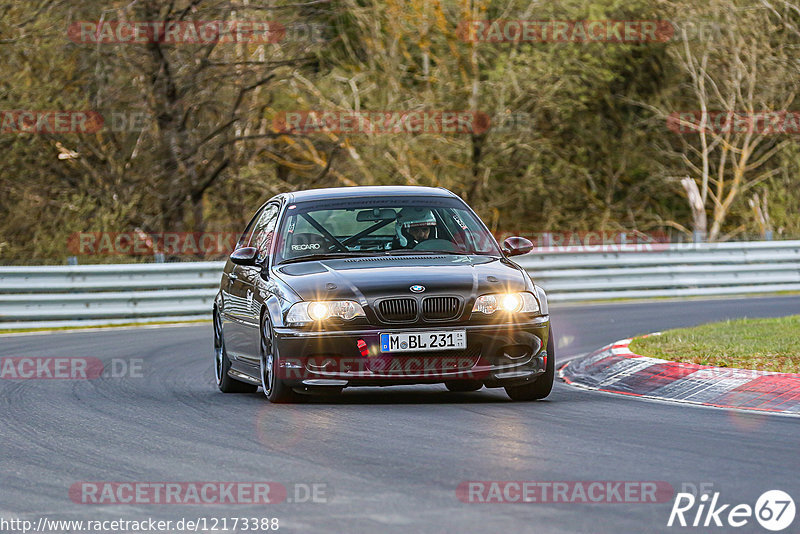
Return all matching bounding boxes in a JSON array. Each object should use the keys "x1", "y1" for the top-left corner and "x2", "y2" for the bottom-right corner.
[{"x1": 213, "y1": 186, "x2": 554, "y2": 403}]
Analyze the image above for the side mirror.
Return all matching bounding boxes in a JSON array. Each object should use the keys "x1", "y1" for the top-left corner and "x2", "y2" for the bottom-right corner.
[
  {"x1": 230, "y1": 246, "x2": 259, "y2": 266},
  {"x1": 502, "y1": 236, "x2": 534, "y2": 257}
]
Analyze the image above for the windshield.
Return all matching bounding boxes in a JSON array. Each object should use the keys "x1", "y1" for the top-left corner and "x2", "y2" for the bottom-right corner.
[{"x1": 274, "y1": 196, "x2": 500, "y2": 263}]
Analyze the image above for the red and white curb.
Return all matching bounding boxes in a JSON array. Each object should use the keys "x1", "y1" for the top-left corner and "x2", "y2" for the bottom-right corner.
[{"x1": 558, "y1": 337, "x2": 800, "y2": 416}]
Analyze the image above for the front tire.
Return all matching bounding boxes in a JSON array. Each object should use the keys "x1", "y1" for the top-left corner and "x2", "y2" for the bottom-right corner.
[
  {"x1": 504, "y1": 326, "x2": 555, "y2": 401},
  {"x1": 214, "y1": 308, "x2": 258, "y2": 393},
  {"x1": 260, "y1": 315, "x2": 300, "y2": 404}
]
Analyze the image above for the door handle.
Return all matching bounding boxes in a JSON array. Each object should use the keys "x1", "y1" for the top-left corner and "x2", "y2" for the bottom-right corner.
[{"x1": 228, "y1": 271, "x2": 238, "y2": 282}]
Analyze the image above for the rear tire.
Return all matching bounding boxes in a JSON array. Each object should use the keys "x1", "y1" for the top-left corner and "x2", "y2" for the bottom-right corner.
[
  {"x1": 214, "y1": 308, "x2": 258, "y2": 393},
  {"x1": 444, "y1": 380, "x2": 483, "y2": 392},
  {"x1": 260, "y1": 315, "x2": 301, "y2": 404},
  {"x1": 504, "y1": 326, "x2": 555, "y2": 401}
]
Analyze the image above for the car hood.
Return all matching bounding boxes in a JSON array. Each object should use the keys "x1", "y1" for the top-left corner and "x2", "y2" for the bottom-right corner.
[{"x1": 272, "y1": 254, "x2": 531, "y2": 302}]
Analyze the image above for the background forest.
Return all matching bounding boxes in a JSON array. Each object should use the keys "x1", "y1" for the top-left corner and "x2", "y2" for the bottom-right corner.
[{"x1": 1, "y1": 0, "x2": 799, "y2": 263}]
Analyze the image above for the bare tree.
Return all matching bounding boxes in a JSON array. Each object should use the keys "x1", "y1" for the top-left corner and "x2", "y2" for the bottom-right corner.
[{"x1": 650, "y1": 1, "x2": 798, "y2": 241}]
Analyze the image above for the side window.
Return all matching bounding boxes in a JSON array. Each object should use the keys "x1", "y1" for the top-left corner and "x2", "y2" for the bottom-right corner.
[
  {"x1": 251, "y1": 204, "x2": 280, "y2": 260},
  {"x1": 237, "y1": 206, "x2": 266, "y2": 249}
]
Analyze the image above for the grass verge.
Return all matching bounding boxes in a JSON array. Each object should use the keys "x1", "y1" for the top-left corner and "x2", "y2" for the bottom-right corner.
[{"x1": 628, "y1": 315, "x2": 800, "y2": 373}]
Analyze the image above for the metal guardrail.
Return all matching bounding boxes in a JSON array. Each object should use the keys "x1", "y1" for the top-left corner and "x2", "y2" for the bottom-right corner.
[
  {"x1": 0, "y1": 262, "x2": 223, "y2": 329},
  {"x1": 1, "y1": 241, "x2": 798, "y2": 329},
  {"x1": 514, "y1": 240, "x2": 800, "y2": 302}
]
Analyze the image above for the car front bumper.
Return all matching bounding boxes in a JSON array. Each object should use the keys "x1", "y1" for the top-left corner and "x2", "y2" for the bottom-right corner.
[{"x1": 272, "y1": 317, "x2": 550, "y2": 388}]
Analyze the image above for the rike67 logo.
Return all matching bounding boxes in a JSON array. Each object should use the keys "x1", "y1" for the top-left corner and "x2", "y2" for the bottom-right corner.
[{"x1": 668, "y1": 490, "x2": 795, "y2": 531}]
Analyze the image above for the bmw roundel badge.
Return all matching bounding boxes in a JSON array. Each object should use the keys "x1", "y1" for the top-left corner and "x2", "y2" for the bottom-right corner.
[{"x1": 410, "y1": 285, "x2": 425, "y2": 293}]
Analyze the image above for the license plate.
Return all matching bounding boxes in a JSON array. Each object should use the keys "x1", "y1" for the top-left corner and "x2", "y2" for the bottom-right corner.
[{"x1": 380, "y1": 330, "x2": 467, "y2": 353}]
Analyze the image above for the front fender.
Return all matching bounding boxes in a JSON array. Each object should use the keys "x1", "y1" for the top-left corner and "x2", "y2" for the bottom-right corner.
[
  {"x1": 533, "y1": 284, "x2": 549, "y2": 316},
  {"x1": 260, "y1": 294, "x2": 287, "y2": 328}
]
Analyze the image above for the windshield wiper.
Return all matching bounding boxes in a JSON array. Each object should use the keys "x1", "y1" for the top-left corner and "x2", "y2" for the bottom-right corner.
[
  {"x1": 278, "y1": 252, "x2": 377, "y2": 265},
  {"x1": 383, "y1": 250, "x2": 468, "y2": 256}
]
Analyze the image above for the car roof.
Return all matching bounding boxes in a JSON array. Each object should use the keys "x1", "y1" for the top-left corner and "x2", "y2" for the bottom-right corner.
[{"x1": 283, "y1": 186, "x2": 458, "y2": 203}]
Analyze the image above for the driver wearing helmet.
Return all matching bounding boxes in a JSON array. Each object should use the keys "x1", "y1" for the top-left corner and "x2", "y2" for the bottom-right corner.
[{"x1": 390, "y1": 207, "x2": 438, "y2": 249}]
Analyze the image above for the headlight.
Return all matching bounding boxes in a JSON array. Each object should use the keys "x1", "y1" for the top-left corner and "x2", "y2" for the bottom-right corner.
[
  {"x1": 286, "y1": 301, "x2": 366, "y2": 323},
  {"x1": 472, "y1": 292, "x2": 540, "y2": 315}
]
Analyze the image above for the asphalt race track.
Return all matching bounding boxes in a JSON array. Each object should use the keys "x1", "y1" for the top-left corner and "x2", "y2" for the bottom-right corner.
[{"x1": 1, "y1": 295, "x2": 798, "y2": 533}]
